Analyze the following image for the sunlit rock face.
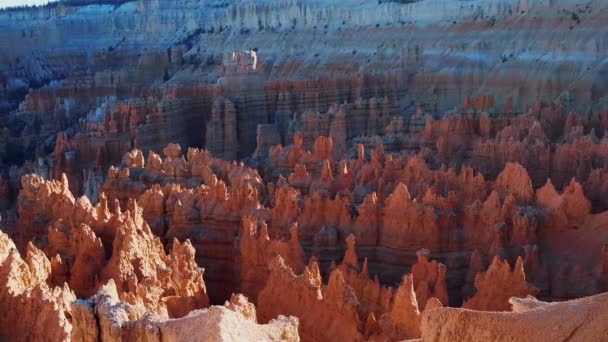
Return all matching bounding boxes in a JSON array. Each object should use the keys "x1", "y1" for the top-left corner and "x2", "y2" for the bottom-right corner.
[
  {"x1": 1, "y1": 176, "x2": 299, "y2": 341},
  {"x1": 2, "y1": 0, "x2": 608, "y2": 174},
  {"x1": 1, "y1": 0, "x2": 608, "y2": 340}
]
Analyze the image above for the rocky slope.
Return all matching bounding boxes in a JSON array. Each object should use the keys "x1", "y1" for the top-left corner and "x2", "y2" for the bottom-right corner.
[
  {"x1": 4, "y1": 105, "x2": 608, "y2": 340},
  {"x1": 1, "y1": 0, "x2": 608, "y2": 341},
  {"x1": 0, "y1": 177, "x2": 299, "y2": 341},
  {"x1": 2, "y1": 0, "x2": 608, "y2": 187}
]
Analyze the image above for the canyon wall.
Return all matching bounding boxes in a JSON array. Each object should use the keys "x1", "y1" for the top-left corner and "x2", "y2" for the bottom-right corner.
[
  {"x1": 1, "y1": 0, "x2": 608, "y2": 340},
  {"x1": 2, "y1": 0, "x2": 608, "y2": 187}
]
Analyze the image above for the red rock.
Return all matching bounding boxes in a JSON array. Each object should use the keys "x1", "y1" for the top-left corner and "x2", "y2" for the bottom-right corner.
[
  {"x1": 240, "y1": 217, "x2": 304, "y2": 300},
  {"x1": 376, "y1": 274, "x2": 421, "y2": 340},
  {"x1": 123, "y1": 149, "x2": 145, "y2": 168},
  {"x1": 287, "y1": 164, "x2": 312, "y2": 191},
  {"x1": 5, "y1": 2, "x2": 608, "y2": 339},
  {"x1": 0, "y1": 231, "x2": 76, "y2": 341},
  {"x1": 46, "y1": 221, "x2": 105, "y2": 297},
  {"x1": 412, "y1": 248, "x2": 449, "y2": 309},
  {"x1": 257, "y1": 256, "x2": 364, "y2": 341},
  {"x1": 536, "y1": 178, "x2": 591, "y2": 229},
  {"x1": 463, "y1": 256, "x2": 537, "y2": 311},
  {"x1": 494, "y1": 163, "x2": 534, "y2": 203},
  {"x1": 342, "y1": 233, "x2": 359, "y2": 269}
]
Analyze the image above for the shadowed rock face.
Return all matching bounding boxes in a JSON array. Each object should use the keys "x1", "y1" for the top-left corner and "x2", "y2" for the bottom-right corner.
[
  {"x1": 2, "y1": 0, "x2": 608, "y2": 176},
  {"x1": 1, "y1": 0, "x2": 608, "y2": 341}
]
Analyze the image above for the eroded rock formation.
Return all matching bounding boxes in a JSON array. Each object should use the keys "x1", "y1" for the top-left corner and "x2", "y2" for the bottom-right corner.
[
  {"x1": 2, "y1": 0, "x2": 608, "y2": 340},
  {"x1": 462, "y1": 256, "x2": 537, "y2": 311},
  {"x1": 421, "y1": 294, "x2": 608, "y2": 341},
  {"x1": 0, "y1": 175, "x2": 299, "y2": 341}
]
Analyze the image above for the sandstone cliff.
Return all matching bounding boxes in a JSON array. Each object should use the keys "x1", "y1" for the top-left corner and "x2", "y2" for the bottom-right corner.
[{"x1": 2, "y1": 0, "x2": 608, "y2": 340}]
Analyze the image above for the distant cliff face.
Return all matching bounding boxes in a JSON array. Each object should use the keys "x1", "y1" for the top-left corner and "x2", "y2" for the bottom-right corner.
[
  {"x1": 1, "y1": 0, "x2": 607, "y2": 187},
  {"x1": 1, "y1": 0, "x2": 607, "y2": 113}
]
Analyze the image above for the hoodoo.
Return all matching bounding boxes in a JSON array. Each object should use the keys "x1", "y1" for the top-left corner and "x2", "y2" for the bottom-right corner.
[{"x1": 1, "y1": 0, "x2": 608, "y2": 340}]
